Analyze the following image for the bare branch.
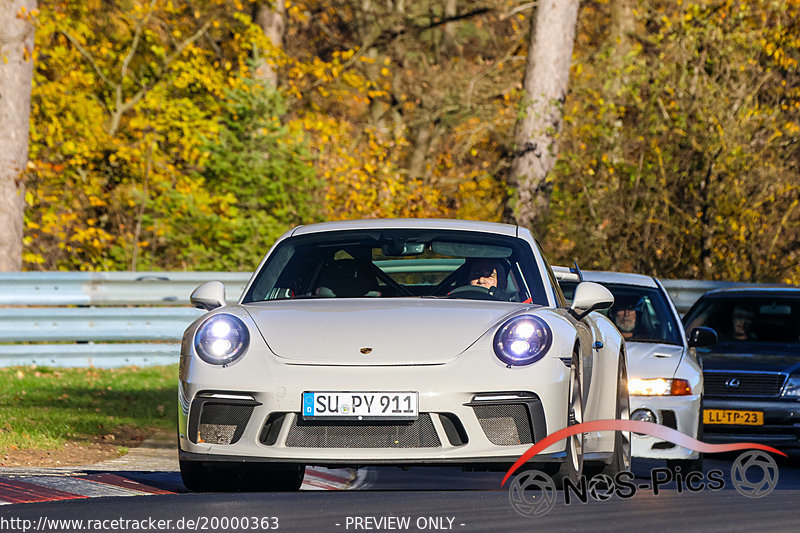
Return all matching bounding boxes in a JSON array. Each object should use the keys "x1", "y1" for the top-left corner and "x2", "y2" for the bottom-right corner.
[
  {"x1": 162, "y1": 20, "x2": 212, "y2": 69},
  {"x1": 121, "y1": 0, "x2": 158, "y2": 83},
  {"x1": 500, "y1": 2, "x2": 536, "y2": 21},
  {"x1": 767, "y1": 197, "x2": 800, "y2": 260},
  {"x1": 108, "y1": 20, "x2": 212, "y2": 135},
  {"x1": 61, "y1": 31, "x2": 114, "y2": 88},
  {"x1": 375, "y1": 7, "x2": 492, "y2": 45}
]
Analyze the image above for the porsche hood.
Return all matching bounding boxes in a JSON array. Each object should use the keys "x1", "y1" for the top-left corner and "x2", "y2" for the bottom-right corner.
[{"x1": 243, "y1": 299, "x2": 526, "y2": 365}]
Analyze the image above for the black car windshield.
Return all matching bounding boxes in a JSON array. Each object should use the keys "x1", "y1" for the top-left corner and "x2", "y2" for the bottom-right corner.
[
  {"x1": 243, "y1": 229, "x2": 548, "y2": 304},
  {"x1": 684, "y1": 296, "x2": 800, "y2": 345},
  {"x1": 561, "y1": 282, "x2": 683, "y2": 345}
]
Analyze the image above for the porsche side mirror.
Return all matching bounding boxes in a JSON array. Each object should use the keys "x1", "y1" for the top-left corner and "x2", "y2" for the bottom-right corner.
[
  {"x1": 569, "y1": 281, "x2": 614, "y2": 320},
  {"x1": 688, "y1": 326, "x2": 717, "y2": 348},
  {"x1": 191, "y1": 281, "x2": 227, "y2": 311}
]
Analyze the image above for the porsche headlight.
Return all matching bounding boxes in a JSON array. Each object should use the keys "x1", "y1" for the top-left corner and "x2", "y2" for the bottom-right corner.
[
  {"x1": 493, "y1": 315, "x2": 552, "y2": 366},
  {"x1": 194, "y1": 314, "x2": 250, "y2": 365},
  {"x1": 782, "y1": 376, "x2": 800, "y2": 398}
]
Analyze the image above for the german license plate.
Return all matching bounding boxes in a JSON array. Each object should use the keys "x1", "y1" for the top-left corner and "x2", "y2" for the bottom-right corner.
[
  {"x1": 302, "y1": 391, "x2": 418, "y2": 421},
  {"x1": 703, "y1": 409, "x2": 763, "y2": 425}
]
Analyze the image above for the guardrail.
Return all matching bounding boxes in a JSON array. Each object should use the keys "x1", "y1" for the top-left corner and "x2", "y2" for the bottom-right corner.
[
  {"x1": 0, "y1": 272, "x2": 770, "y2": 368},
  {"x1": 0, "y1": 271, "x2": 251, "y2": 306},
  {"x1": 659, "y1": 279, "x2": 760, "y2": 315},
  {"x1": 0, "y1": 272, "x2": 250, "y2": 368}
]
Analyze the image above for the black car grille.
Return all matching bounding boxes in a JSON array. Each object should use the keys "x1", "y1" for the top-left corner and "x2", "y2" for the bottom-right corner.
[
  {"x1": 472, "y1": 404, "x2": 534, "y2": 445},
  {"x1": 285, "y1": 414, "x2": 441, "y2": 448},
  {"x1": 703, "y1": 371, "x2": 786, "y2": 398},
  {"x1": 197, "y1": 402, "x2": 254, "y2": 445}
]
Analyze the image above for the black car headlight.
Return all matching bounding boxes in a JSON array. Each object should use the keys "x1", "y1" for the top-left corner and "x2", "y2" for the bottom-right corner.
[
  {"x1": 783, "y1": 376, "x2": 800, "y2": 398},
  {"x1": 493, "y1": 315, "x2": 552, "y2": 366},
  {"x1": 194, "y1": 314, "x2": 250, "y2": 365}
]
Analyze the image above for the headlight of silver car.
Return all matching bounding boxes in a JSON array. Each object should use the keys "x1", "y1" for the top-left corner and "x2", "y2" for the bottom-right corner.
[
  {"x1": 194, "y1": 314, "x2": 250, "y2": 365},
  {"x1": 782, "y1": 376, "x2": 800, "y2": 398},
  {"x1": 493, "y1": 315, "x2": 552, "y2": 366},
  {"x1": 628, "y1": 378, "x2": 692, "y2": 396}
]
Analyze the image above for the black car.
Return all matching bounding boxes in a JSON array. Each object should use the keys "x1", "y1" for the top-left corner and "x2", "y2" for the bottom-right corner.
[{"x1": 683, "y1": 287, "x2": 800, "y2": 449}]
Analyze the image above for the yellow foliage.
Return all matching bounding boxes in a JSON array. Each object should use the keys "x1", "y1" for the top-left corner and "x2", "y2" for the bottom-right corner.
[{"x1": 25, "y1": 0, "x2": 271, "y2": 270}]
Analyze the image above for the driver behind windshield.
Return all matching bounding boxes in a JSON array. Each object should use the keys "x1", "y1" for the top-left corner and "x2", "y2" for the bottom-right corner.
[{"x1": 468, "y1": 259, "x2": 508, "y2": 294}]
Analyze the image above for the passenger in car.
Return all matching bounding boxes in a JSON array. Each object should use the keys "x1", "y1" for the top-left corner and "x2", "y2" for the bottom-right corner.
[
  {"x1": 731, "y1": 305, "x2": 756, "y2": 341},
  {"x1": 314, "y1": 259, "x2": 382, "y2": 297}
]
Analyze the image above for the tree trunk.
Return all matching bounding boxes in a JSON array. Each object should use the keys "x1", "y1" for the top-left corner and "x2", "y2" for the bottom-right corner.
[
  {"x1": 0, "y1": 0, "x2": 36, "y2": 271},
  {"x1": 253, "y1": 0, "x2": 286, "y2": 87},
  {"x1": 408, "y1": 122, "x2": 433, "y2": 179},
  {"x1": 508, "y1": 0, "x2": 579, "y2": 232},
  {"x1": 610, "y1": 0, "x2": 633, "y2": 106},
  {"x1": 610, "y1": 0, "x2": 634, "y2": 53},
  {"x1": 608, "y1": 0, "x2": 633, "y2": 164},
  {"x1": 442, "y1": 0, "x2": 459, "y2": 55}
]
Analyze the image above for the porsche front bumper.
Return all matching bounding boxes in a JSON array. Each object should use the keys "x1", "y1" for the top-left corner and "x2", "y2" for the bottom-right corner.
[{"x1": 178, "y1": 356, "x2": 573, "y2": 467}]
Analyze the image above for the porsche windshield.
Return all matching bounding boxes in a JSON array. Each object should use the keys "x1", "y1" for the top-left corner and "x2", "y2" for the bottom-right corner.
[{"x1": 243, "y1": 229, "x2": 548, "y2": 304}]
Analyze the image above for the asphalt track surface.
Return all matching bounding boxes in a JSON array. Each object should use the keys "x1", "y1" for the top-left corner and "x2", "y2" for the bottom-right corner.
[{"x1": 1, "y1": 445, "x2": 799, "y2": 533}]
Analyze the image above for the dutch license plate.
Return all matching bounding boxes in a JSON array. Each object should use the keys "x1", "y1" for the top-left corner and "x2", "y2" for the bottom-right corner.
[
  {"x1": 703, "y1": 409, "x2": 764, "y2": 425},
  {"x1": 302, "y1": 391, "x2": 418, "y2": 421}
]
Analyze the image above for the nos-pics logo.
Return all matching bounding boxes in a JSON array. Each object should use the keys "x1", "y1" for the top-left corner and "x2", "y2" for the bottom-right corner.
[{"x1": 502, "y1": 419, "x2": 783, "y2": 518}]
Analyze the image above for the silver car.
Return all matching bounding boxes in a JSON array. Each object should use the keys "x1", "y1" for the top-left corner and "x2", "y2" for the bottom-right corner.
[
  {"x1": 178, "y1": 219, "x2": 629, "y2": 491},
  {"x1": 555, "y1": 269, "x2": 716, "y2": 472}
]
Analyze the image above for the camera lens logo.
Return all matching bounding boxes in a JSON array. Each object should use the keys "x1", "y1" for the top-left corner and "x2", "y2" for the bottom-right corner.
[
  {"x1": 508, "y1": 470, "x2": 557, "y2": 517},
  {"x1": 731, "y1": 451, "x2": 779, "y2": 498},
  {"x1": 587, "y1": 474, "x2": 615, "y2": 502}
]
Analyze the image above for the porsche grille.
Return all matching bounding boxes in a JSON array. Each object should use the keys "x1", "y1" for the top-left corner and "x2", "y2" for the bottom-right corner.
[
  {"x1": 285, "y1": 414, "x2": 441, "y2": 448},
  {"x1": 472, "y1": 404, "x2": 534, "y2": 445},
  {"x1": 197, "y1": 403, "x2": 254, "y2": 445}
]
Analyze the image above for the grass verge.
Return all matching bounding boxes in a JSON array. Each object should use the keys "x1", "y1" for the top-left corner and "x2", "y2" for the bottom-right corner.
[{"x1": 0, "y1": 364, "x2": 177, "y2": 453}]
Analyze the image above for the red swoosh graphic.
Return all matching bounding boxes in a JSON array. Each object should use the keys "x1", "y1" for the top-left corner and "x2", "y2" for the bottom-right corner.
[{"x1": 501, "y1": 419, "x2": 786, "y2": 487}]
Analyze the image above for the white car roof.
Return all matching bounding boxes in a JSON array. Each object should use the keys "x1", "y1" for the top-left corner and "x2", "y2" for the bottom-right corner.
[
  {"x1": 291, "y1": 218, "x2": 519, "y2": 237},
  {"x1": 553, "y1": 267, "x2": 659, "y2": 288}
]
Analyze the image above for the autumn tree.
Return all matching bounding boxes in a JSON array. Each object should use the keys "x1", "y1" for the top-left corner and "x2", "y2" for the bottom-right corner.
[
  {"x1": 26, "y1": 0, "x2": 317, "y2": 271},
  {"x1": 545, "y1": 0, "x2": 800, "y2": 283},
  {"x1": 21, "y1": 0, "x2": 800, "y2": 285},
  {"x1": 285, "y1": 1, "x2": 530, "y2": 221},
  {"x1": 0, "y1": 0, "x2": 36, "y2": 271}
]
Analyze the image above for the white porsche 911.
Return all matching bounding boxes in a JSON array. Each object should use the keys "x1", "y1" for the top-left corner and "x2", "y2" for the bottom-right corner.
[{"x1": 178, "y1": 219, "x2": 629, "y2": 491}]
